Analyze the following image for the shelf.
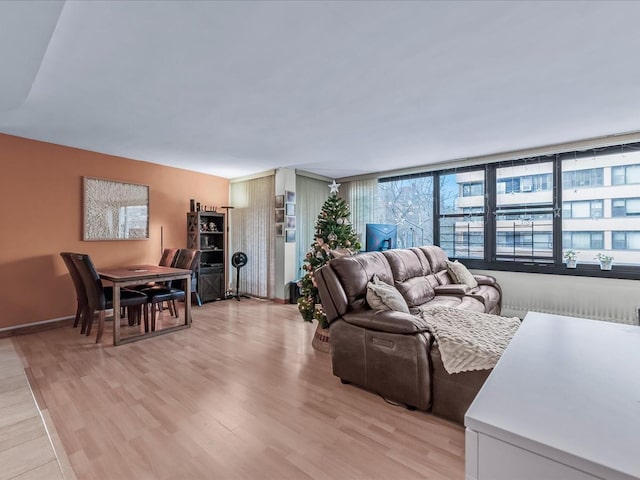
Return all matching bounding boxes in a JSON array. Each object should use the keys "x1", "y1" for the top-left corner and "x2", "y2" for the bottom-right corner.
[{"x1": 199, "y1": 231, "x2": 223, "y2": 234}]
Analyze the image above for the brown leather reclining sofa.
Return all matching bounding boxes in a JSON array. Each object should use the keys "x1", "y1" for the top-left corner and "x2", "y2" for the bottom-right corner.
[{"x1": 314, "y1": 245, "x2": 502, "y2": 424}]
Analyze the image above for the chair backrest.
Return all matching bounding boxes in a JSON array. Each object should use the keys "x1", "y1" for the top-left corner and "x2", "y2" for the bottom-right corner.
[
  {"x1": 159, "y1": 248, "x2": 179, "y2": 267},
  {"x1": 60, "y1": 252, "x2": 87, "y2": 305},
  {"x1": 70, "y1": 253, "x2": 106, "y2": 311},
  {"x1": 175, "y1": 249, "x2": 201, "y2": 272}
]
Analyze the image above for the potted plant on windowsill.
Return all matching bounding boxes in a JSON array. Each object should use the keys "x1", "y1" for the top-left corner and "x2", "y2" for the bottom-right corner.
[
  {"x1": 595, "y1": 253, "x2": 614, "y2": 271},
  {"x1": 563, "y1": 249, "x2": 578, "y2": 268}
]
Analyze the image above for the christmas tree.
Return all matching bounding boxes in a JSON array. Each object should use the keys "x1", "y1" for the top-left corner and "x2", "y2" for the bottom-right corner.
[{"x1": 298, "y1": 182, "x2": 361, "y2": 328}]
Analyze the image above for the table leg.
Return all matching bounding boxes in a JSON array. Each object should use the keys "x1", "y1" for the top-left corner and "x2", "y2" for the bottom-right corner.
[
  {"x1": 113, "y1": 283, "x2": 121, "y2": 346},
  {"x1": 185, "y1": 275, "x2": 192, "y2": 327}
]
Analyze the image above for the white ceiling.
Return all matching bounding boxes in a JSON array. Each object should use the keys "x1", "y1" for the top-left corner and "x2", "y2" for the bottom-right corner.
[{"x1": 2, "y1": 1, "x2": 640, "y2": 179}]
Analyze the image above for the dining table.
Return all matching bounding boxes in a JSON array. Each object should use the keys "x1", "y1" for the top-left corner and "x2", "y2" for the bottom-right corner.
[{"x1": 97, "y1": 264, "x2": 192, "y2": 346}]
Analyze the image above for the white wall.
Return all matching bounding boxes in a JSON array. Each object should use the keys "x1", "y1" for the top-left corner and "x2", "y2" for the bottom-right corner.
[{"x1": 475, "y1": 269, "x2": 639, "y2": 325}]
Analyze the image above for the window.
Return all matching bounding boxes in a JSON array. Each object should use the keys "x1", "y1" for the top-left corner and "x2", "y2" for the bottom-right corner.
[
  {"x1": 612, "y1": 164, "x2": 640, "y2": 185},
  {"x1": 612, "y1": 198, "x2": 640, "y2": 217},
  {"x1": 497, "y1": 173, "x2": 551, "y2": 194},
  {"x1": 439, "y1": 171, "x2": 484, "y2": 259},
  {"x1": 495, "y1": 162, "x2": 554, "y2": 261},
  {"x1": 378, "y1": 175, "x2": 434, "y2": 248},
  {"x1": 612, "y1": 231, "x2": 640, "y2": 250},
  {"x1": 562, "y1": 168, "x2": 604, "y2": 189},
  {"x1": 461, "y1": 182, "x2": 483, "y2": 197},
  {"x1": 369, "y1": 141, "x2": 640, "y2": 275},
  {"x1": 563, "y1": 200, "x2": 603, "y2": 219},
  {"x1": 563, "y1": 231, "x2": 604, "y2": 250}
]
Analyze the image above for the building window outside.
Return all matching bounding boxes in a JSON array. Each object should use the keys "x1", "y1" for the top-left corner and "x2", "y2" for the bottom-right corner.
[
  {"x1": 497, "y1": 173, "x2": 551, "y2": 194},
  {"x1": 612, "y1": 198, "x2": 640, "y2": 217},
  {"x1": 612, "y1": 231, "x2": 640, "y2": 250},
  {"x1": 612, "y1": 164, "x2": 640, "y2": 185},
  {"x1": 461, "y1": 182, "x2": 483, "y2": 197},
  {"x1": 563, "y1": 231, "x2": 604, "y2": 250},
  {"x1": 563, "y1": 200, "x2": 604, "y2": 219},
  {"x1": 562, "y1": 168, "x2": 604, "y2": 189}
]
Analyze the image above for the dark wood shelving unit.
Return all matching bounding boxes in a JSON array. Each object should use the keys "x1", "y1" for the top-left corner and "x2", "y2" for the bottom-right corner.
[{"x1": 187, "y1": 211, "x2": 226, "y2": 302}]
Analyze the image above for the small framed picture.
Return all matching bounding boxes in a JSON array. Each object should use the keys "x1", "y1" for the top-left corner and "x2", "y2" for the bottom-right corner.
[
  {"x1": 286, "y1": 229, "x2": 296, "y2": 243},
  {"x1": 275, "y1": 195, "x2": 284, "y2": 209},
  {"x1": 285, "y1": 203, "x2": 295, "y2": 216},
  {"x1": 275, "y1": 209, "x2": 285, "y2": 223},
  {"x1": 286, "y1": 216, "x2": 296, "y2": 229},
  {"x1": 286, "y1": 190, "x2": 296, "y2": 204},
  {"x1": 275, "y1": 224, "x2": 284, "y2": 236}
]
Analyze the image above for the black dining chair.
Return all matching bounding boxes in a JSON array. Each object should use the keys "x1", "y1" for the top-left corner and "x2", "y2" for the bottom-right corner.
[
  {"x1": 70, "y1": 253, "x2": 149, "y2": 343},
  {"x1": 61, "y1": 251, "x2": 119, "y2": 334},
  {"x1": 131, "y1": 247, "x2": 180, "y2": 289},
  {"x1": 60, "y1": 252, "x2": 88, "y2": 330},
  {"x1": 141, "y1": 248, "x2": 201, "y2": 331}
]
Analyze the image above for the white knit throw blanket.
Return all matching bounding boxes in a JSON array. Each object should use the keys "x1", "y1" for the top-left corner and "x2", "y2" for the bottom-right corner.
[{"x1": 418, "y1": 306, "x2": 520, "y2": 374}]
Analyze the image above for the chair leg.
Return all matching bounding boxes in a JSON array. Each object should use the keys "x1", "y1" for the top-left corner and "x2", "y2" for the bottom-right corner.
[
  {"x1": 95, "y1": 310, "x2": 106, "y2": 343},
  {"x1": 172, "y1": 300, "x2": 179, "y2": 318},
  {"x1": 151, "y1": 303, "x2": 157, "y2": 332},
  {"x1": 143, "y1": 304, "x2": 149, "y2": 333},
  {"x1": 73, "y1": 302, "x2": 82, "y2": 328},
  {"x1": 85, "y1": 308, "x2": 95, "y2": 336},
  {"x1": 128, "y1": 306, "x2": 135, "y2": 326},
  {"x1": 81, "y1": 306, "x2": 92, "y2": 334}
]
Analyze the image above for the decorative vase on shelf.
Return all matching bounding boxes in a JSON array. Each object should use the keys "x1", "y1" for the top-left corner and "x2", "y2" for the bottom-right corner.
[{"x1": 566, "y1": 259, "x2": 577, "y2": 269}]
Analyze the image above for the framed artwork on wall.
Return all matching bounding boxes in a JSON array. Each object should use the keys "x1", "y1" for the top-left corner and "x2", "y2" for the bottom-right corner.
[
  {"x1": 286, "y1": 216, "x2": 296, "y2": 229},
  {"x1": 286, "y1": 229, "x2": 296, "y2": 243},
  {"x1": 285, "y1": 203, "x2": 295, "y2": 216},
  {"x1": 275, "y1": 209, "x2": 285, "y2": 223},
  {"x1": 286, "y1": 190, "x2": 296, "y2": 204},
  {"x1": 83, "y1": 177, "x2": 149, "y2": 241},
  {"x1": 275, "y1": 224, "x2": 284, "y2": 236},
  {"x1": 275, "y1": 195, "x2": 284, "y2": 209}
]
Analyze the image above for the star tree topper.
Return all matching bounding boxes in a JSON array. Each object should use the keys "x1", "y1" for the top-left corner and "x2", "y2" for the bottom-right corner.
[{"x1": 328, "y1": 179, "x2": 341, "y2": 194}]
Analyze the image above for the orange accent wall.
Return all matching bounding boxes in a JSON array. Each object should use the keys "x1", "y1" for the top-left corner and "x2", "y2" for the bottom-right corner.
[{"x1": 0, "y1": 133, "x2": 229, "y2": 328}]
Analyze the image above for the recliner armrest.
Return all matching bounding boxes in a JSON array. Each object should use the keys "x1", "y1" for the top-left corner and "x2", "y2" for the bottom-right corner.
[
  {"x1": 341, "y1": 310, "x2": 429, "y2": 334},
  {"x1": 473, "y1": 274, "x2": 498, "y2": 287},
  {"x1": 434, "y1": 284, "x2": 469, "y2": 296}
]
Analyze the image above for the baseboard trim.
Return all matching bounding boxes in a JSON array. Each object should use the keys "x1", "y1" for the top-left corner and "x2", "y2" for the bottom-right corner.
[
  {"x1": 272, "y1": 298, "x2": 288, "y2": 304},
  {"x1": 0, "y1": 316, "x2": 75, "y2": 338}
]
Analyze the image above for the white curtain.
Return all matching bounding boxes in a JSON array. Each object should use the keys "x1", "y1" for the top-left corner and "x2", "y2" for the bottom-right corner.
[
  {"x1": 295, "y1": 175, "x2": 329, "y2": 278},
  {"x1": 229, "y1": 175, "x2": 275, "y2": 298},
  {"x1": 341, "y1": 178, "x2": 380, "y2": 249}
]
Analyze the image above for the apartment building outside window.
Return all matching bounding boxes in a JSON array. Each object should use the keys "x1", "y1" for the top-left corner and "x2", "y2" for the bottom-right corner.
[
  {"x1": 374, "y1": 142, "x2": 640, "y2": 277},
  {"x1": 439, "y1": 171, "x2": 485, "y2": 259}
]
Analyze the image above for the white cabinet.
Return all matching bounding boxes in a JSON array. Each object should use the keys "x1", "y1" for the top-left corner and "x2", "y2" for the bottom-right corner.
[{"x1": 465, "y1": 312, "x2": 640, "y2": 480}]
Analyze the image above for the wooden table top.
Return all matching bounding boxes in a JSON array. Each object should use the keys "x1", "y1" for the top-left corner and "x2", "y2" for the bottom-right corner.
[{"x1": 97, "y1": 264, "x2": 191, "y2": 282}]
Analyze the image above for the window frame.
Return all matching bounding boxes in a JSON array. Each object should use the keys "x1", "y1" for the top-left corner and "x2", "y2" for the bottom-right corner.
[{"x1": 377, "y1": 142, "x2": 640, "y2": 280}]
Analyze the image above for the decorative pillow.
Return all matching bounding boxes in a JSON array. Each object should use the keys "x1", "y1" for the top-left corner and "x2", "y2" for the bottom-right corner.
[
  {"x1": 366, "y1": 274, "x2": 410, "y2": 313},
  {"x1": 445, "y1": 260, "x2": 478, "y2": 289}
]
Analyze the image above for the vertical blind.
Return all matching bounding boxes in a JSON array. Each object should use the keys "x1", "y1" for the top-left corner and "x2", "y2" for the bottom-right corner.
[
  {"x1": 229, "y1": 175, "x2": 275, "y2": 298},
  {"x1": 341, "y1": 178, "x2": 379, "y2": 247},
  {"x1": 295, "y1": 175, "x2": 329, "y2": 278}
]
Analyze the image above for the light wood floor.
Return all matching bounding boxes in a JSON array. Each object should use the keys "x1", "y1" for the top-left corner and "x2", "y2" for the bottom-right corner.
[
  {"x1": 11, "y1": 299, "x2": 465, "y2": 480},
  {"x1": 0, "y1": 339, "x2": 65, "y2": 480}
]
